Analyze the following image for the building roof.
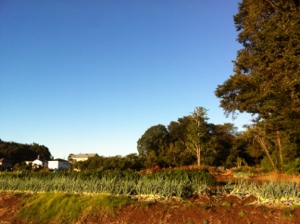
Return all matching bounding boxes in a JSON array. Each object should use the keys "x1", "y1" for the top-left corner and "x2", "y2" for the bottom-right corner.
[
  {"x1": 49, "y1": 158, "x2": 69, "y2": 162},
  {"x1": 72, "y1": 153, "x2": 97, "y2": 158}
]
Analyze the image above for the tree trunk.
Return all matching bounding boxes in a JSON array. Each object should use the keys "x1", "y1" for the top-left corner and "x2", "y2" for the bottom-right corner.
[
  {"x1": 257, "y1": 136, "x2": 277, "y2": 171},
  {"x1": 277, "y1": 130, "x2": 283, "y2": 169},
  {"x1": 196, "y1": 146, "x2": 201, "y2": 168}
]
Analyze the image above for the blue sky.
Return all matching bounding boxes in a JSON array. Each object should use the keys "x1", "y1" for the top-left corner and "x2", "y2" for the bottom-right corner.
[{"x1": 0, "y1": 0, "x2": 251, "y2": 159}]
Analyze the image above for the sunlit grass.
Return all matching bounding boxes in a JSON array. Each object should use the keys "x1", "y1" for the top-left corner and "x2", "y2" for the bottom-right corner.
[{"x1": 17, "y1": 193, "x2": 132, "y2": 224}]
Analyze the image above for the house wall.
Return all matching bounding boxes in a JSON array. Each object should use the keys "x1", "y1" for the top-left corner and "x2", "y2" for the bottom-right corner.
[
  {"x1": 73, "y1": 157, "x2": 89, "y2": 162},
  {"x1": 48, "y1": 161, "x2": 59, "y2": 170},
  {"x1": 48, "y1": 160, "x2": 70, "y2": 170},
  {"x1": 32, "y1": 159, "x2": 46, "y2": 167},
  {"x1": 59, "y1": 161, "x2": 70, "y2": 170}
]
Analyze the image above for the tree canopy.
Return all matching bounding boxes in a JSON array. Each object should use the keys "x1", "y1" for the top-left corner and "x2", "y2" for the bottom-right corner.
[
  {"x1": 215, "y1": 0, "x2": 300, "y2": 121},
  {"x1": 0, "y1": 139, "x2": 52, "y2": 165},
  {"x1": 215, "y1": 0, "x2": 300, "y2": 170}
]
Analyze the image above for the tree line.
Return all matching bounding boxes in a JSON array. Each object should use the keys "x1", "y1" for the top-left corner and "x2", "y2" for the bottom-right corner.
[
  {"x1": 135, "y1": 0, "x2": 300, "y2": 172},
  {"x1": 0, "y1": 139, "x2": 52, "y2": 165}
]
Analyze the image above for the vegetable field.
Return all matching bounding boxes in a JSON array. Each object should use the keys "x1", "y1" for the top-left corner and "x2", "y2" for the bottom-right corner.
[
  {"x1": 0, "y1": 170, "x2": 215, "y2": 199},
  {"x1": 1, "y1": 170, "x2": 300, "y2": 205}
]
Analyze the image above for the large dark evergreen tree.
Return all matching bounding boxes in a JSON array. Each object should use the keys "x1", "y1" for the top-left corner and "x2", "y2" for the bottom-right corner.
[{"x1": 215, "y1": 0, "x2": 300, "y2": 169}]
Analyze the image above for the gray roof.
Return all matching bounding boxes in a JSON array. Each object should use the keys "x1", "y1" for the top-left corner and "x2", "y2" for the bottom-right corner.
[
  {"x1": 72, "y1": 153, "x2": 97, "y2": 158},
  {"x1": 49, "y1": 158, "x2": 69, "y2": 162}
]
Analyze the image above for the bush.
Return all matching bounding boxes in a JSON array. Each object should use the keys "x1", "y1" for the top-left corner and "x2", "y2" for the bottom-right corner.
[{"x1": 283, "y1": 158, "x2": 300, "y2": 174}]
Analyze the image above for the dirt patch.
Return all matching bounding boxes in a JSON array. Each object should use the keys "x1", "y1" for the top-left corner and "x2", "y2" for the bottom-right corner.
[
  {"x1": 1, "y1": 193, "x2": 300, "y2": 224},
  {"x1": 84, "y1": 196, "x2": 300, "y2": 224}
]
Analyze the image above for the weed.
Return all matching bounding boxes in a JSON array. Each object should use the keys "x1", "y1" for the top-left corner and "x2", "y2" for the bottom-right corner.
[
  {"x1": 138, "y1": 200, "x2": 155, "y2": 209},
  {"x1": 200, "y1": 204, "x2": 209, "y2": 211},
  {"x1": 238, "y1": 210, "x2": 245, "y2": 217},
  {"x1": 292, "y1": 204, "x2": 300, "y2": 209},
  {"x1": 221, "y1": 201, "x2": 232, "y2": 207},
  {"x1": 282, "y1": 209, "x2": 294, "y2": 218}
]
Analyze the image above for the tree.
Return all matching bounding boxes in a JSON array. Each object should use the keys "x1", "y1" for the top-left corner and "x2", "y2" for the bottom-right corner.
[
  {"x1": 216, "y1": 0, "x2": 300, "y2": 119},
  {"x1": 208, "y1": 123, "x2": 237, "y2": 167},
  {"x1": 137, "y1": 124, "x2": 170, "y2": 168},
  {"x1": 245, "y1": 124, "x2": 277, "y2": 170},
  {"x1": 186, "y1": 107, "x2": 209, "y2": 167},
  {"x1": 215, "y1": 0, "x2": 300, "y2": 169},
  {"x1": 0, "y1": 140, "x2": 52, "y2": 165},
  {"x1": 167, "y1": 116, "x2": 195, "y2": 166}
]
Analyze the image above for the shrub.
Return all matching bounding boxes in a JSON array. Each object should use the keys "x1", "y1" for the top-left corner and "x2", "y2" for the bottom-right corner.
[{"x1": 283, "y1": 158, "x2": 300, "y2": 174}]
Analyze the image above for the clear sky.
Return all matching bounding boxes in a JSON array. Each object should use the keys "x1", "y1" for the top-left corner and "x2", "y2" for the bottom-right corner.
[{"x1": 0, "y1": 0, "x2": 251, "y2": 159}]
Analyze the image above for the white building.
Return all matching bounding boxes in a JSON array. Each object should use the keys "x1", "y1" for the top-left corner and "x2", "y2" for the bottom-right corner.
[
  {"x1": 48, "y1": 159, "x2": 70, "y2": 170},
  {"x1": 32, "y1": 159, "x2": 48, "y2": 168}
]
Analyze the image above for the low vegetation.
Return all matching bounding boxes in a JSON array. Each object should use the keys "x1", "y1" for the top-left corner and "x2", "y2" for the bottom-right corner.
[
  {"x1": 1, "y1": 167, "x2": 300, "y2": 223},
  {"x1": 0, "y1": 169, "x2": 215, "y2": 199},
  {"x1": 17, "y1": 193, "x2": 132, "y2": 224},
  {"x1": 222, "y1": 179, "x2": 300, "y2": 205}
]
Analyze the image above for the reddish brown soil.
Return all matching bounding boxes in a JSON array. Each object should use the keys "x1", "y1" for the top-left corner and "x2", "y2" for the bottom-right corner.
[
  {"x1": 1, "y1": 193, "x2": 300, "y2": 224},
  {"x1": 98, "y1": 196, "x2": 300, "y2": 224},
  {"x1": 1, "y1": 172, "x2": 300, "y2": 224}
]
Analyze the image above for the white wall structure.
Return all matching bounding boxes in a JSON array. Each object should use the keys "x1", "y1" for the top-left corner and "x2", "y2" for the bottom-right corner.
[
  {"x1": 48, "y1": 159, "x2": 70, "y2": 170},
  {"x1": 32, "y1": 159, "x2": 47, "y2": 168}
]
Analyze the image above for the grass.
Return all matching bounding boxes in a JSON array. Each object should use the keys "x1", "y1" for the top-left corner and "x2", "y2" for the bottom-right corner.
[
  {"x1": 17, "y1": 193, "x2": 132, "y2": 224},
  {"x1": 233, "y1": 172, "x2": 251, "y2": 179}
]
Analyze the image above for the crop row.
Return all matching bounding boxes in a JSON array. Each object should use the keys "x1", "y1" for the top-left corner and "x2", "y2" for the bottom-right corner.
[
  {"x1": 1, "y1": 171, "x2": 300, "y2": 204},
  {"x1": 223, "y1": 179, "x2": 300, "y2": 205},
  {"x1": 0, "y1": 170, "x2": 214, "y2": 199}
]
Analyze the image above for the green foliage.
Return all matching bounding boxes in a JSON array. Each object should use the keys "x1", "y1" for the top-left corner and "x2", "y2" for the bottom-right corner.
[
  {"x1": 282, "y1": 209, "x2": 294, "y2": 218},
  {"x1": 260, "y1": 156, "x2": 276, "y2": 172},
  {"x1": 186, "y1": 107, "x2": 210, "y2": 167},
  {"x1": 238, "y1": 210, "x2": 245, "y2": 217},
  {"x1": 137, "y1": 124, "x2": 170, "y2": 157},
  {"x1": 283, "y1": 158, "x2": 300, "y2": 174},
  {"x1": 221, "y1": 201, "x2": 232, "y2": 207},
  {"x1": 0, "y1": 169, "x2": 216, "y2": 200},
  {"x1": 137, "y1": 124, "x2": 171, "y2": 168},
  {"x1": 0, "y1": 140, "x2": 52, "y2": 165},
  {"x1": 73, "y1": 154, "x2": 145, "y2": 172},
  {"x1": 136, "y1": 108, "x2": 237, "y2": 169},
  {"x1": 226, "y1": 179, "x2": 300, "y2": 205},
  {"x1": 215, "y1": 0, "x2": 300, "y2": 169}
]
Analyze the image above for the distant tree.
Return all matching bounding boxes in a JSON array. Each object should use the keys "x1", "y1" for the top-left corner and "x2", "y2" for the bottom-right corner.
[
  {"x1": 68, "y1": 153, "x2": 74, "y2": 162},
  {"x1": 226, "y1": 131, "x2": 259, "y2": 167},
  {"x1": 186, "y1": 107, "x2": 210, "y2": 167},
  {"x1": 137, "y1": 124, "x2": 170, "y2": 168},
  {"x1": 208, "y1": 123, "x2": 237, "y2": 167},
  {"x1": 123, "y1": 153, "x2": 144, "y2": 170},
  {"x1": 0, "y1": 140, "x2": 52, "y2": 165},
  {"x1": 167, "y1": 116, "x2": 195, "y2": 166},
  {"x1": 30, "y1": 143, "x2": 52, "y2": 160}
]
